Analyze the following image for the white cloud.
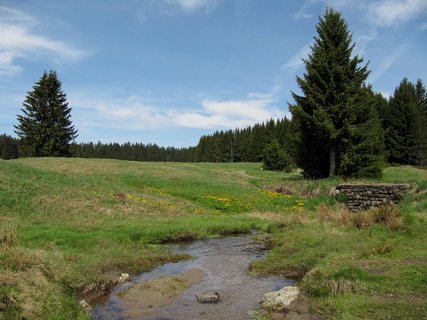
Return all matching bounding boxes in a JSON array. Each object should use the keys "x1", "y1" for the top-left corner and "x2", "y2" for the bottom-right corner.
[
  {"x1": 97, "y1": 101, "x2": 169, "y2": 128},
  {"x1": 368, "y1": 0, "x2": 427, "y2": 26},
  {"x1": 175, "y1": 98, "x2": 285, "y2": 129},
  {"x1": 0, "y1": 24, "x2": 85, "y2": 59},
  {"x1": 72, "y1": 94, "x2": 285, "y2": 131},
  {"x1": 157, "y1": 0, "x2": 220, "y2": 14},
  {"x1": 0, "y1": 6, "x2": 86, "y2": 77},
  {"x1": 0, "y1": 50, "x2": 23, "y2": 76}
]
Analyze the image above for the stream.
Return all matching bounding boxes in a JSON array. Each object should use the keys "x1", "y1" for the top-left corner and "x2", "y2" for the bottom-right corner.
[{"x1": 91, "y1": 235, "x2": 292, "y2": 320}]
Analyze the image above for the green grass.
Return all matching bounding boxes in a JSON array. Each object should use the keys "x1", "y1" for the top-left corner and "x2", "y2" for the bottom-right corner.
[{"x1": 0, "y1": 158, "x2": 426, "y2": 319}]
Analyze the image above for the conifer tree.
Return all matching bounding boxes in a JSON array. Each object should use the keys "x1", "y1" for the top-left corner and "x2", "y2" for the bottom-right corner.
[
  {"x1": 15, "y1": 71, "x2": 78, "y2": 157},
  {"x1": 415, "y1": 79, "x2": 427, "y2": 164},
  {"x1": 290, "y1": 8, "x2": 382, "y2": 178},
  {"x1": 262, "y1": 138, "x2": 292, "y2": 172},
  {"x1": 385, "y1": 78, "x2": 424, "y2": 164},
  {"x1": 339, "y1": 86, "x2": 384, "y2": 177}
]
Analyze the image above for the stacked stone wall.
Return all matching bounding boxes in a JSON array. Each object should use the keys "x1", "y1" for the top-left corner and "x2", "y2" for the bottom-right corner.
[{"x1": 336, "y1": 184, "x2": 409, "y2": 211}]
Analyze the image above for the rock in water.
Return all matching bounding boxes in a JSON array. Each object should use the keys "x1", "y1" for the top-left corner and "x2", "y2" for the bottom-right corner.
[
  {"x1": 196, "y1": 292, "x2": 219, "y2": 303},
  {"x1": 262, "y1": 286, "x2": 299, "y2": 312}
]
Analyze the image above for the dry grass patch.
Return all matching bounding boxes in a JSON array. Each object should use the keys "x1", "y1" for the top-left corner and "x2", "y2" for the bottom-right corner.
[
  {"x1": 324, "y1": 278, "x2": 357, "y2": 296},
  {"x1": 317, "y1": 203, "x2": 405, "y2": 230},
  {"x1": 0, "y1": 226, "x2": 18, "y2": 248},
  {"x1": 317, "y1": 203, "x2": 353, "y2": 225}
]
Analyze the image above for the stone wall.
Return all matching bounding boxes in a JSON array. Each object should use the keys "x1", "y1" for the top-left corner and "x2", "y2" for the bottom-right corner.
[{"x1": 335, "y1": 184, "x2": 410, "y2": 211}]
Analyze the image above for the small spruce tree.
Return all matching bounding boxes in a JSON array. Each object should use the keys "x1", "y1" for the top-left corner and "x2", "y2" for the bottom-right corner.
[
  {"x1": 15, "y1": 71, "x2": 78, "y2": 157},
  {"x1": 263, "y1": 139, "x2": 293, "y2": 172}
]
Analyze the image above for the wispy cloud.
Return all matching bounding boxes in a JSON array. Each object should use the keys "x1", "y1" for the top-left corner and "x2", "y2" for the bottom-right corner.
[
  {"x1": 353, "y1": 28, "x2": 379, "y2": 56},
  {"x1": 296, "y1": 0, "x2": 427, "y2": 27},
  {"x1": 294, "y1": 0, "x2": 367, "y2": 20},
  {"x1": 72, "y1": 94, "x2": 284, "y2": 131},
  {"x1": 368, "y1": 44, "x2": 410, "y2": 83},
  {"x1": 421, "y1": 21, "x2": 427, "y2": 30},
  {"x1": 368, "y1": 0, "x2": 427, "y2": 26},
  {"x1": 154, "y1": 0, "x2": 220, "y2": 14},
  {"x1": 294, "y1": 0, "x2": 318, "y2": 19},
  {"x1": 282, "y1": 43, "x2": 311, "y2": 73},
  {"x1": 269, "y1": 43, "x2": 311, "y2": 96},
  {"x1": 0, "y1": 50, "x2": 23, "y2": 76},
  {"x1": 0, "y1": 6, "x2": 86, "y2": 77}
]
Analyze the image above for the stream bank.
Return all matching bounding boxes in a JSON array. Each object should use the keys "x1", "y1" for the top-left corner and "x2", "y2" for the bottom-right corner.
[{"x1": 91, "y1": 235, "x2": 294, "y2": 320}]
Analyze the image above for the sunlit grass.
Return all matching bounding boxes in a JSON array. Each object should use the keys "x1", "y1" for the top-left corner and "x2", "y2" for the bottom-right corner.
[{"x1": 1, "y1": 158, "x2": 426, "y2": 319}]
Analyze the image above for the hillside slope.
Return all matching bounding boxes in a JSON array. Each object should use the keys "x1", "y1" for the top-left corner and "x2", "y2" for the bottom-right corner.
[{"x1": 1, "y1": 158, "x2": 426, "y2": 319}]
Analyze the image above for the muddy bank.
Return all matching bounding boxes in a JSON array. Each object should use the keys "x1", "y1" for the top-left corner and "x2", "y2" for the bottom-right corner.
[
  {"x1": 121, "y1": 268, "x2": 206, "y2": 318},
  {"x1": 92, "y1": 235, "x2": 294, "y2": 320}
]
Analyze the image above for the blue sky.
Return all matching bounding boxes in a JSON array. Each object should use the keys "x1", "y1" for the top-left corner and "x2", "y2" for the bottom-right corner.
[{"x1": 1, "y1": 0, "x2": 426, "y2": 147}]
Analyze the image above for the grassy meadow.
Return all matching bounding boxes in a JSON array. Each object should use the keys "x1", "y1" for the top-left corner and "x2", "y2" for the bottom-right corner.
[{"x1": 0, "y1": 158, "x2": 426, "y2": 319}]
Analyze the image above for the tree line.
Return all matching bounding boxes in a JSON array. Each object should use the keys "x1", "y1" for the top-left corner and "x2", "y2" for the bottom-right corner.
[
  {"x1": 1, "y1": 9, "x2": 426, "y2": 179},
  {"x1": 71, "y1": 142, "x2": 196, "y2": 162},
  {"x1": 195, "y1": 117, "x2": 295, "y2": 163}
]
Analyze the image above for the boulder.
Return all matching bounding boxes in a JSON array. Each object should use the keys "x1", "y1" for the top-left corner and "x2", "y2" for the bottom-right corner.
[
  {"x1": 79, "y1": 299, "x2": 92, "y2": 311},
  {"x1": 196, "y1": 291, "x2": 219, "y2": 303},
  {"x1": 118, "y1": 273, "x2": 130, "y2": 283},
  {"x1": 262, "y1": 286, "x2": 299, "y2": 312}
]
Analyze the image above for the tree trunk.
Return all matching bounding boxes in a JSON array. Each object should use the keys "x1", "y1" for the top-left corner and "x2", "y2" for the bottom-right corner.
[{"x1": 329, "y1": 143, "x2": 336, "y2": 177}]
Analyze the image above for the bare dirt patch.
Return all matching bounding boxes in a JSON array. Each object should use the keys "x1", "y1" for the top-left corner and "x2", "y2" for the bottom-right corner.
[{"x1": 119, "y1": 268, "x2": 206, "y2": 318}]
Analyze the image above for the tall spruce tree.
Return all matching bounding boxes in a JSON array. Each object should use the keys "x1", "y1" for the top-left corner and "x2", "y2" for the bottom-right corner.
[
  {"x1": 290, "y1": 8, "x2": 382, "y2": 178},
  {"x1": 15, "y1": 71, "x2": 78, "y2": 157}
]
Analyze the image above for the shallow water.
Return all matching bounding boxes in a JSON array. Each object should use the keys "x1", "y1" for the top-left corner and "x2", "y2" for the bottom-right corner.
[{"x1": 92, "y1": 235, "x2": 292, "y2": 320}]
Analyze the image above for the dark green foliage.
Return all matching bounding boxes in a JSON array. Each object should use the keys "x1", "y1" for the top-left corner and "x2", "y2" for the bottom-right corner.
[
  {"x1": 415, "y1": 79, "x2": 427, "y2": 165},
  {"x1": 195, "y1": 118, "x2": 295, "y2": 163},
  {"x1": 0, "y1": 134, "x2": 19, "y2": 159},
  {"x1": 384, "y1": 78, "x2": 426, "y2": 165},
  {"x1": 339, "y1": 86, "x2": 384, "y2": 178},
  {"x1": 72, "y1": 142, "x2": 196, "y2": 162},
  {"x1": 290, "y1": 8, "x2": 382, "y2": 178},
  {"x1": 262, "y1": 139, "x2": 293, "y2": 172},
  {"x1": 14, "y1": 71, "x2": 78, "y2": 157}
]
